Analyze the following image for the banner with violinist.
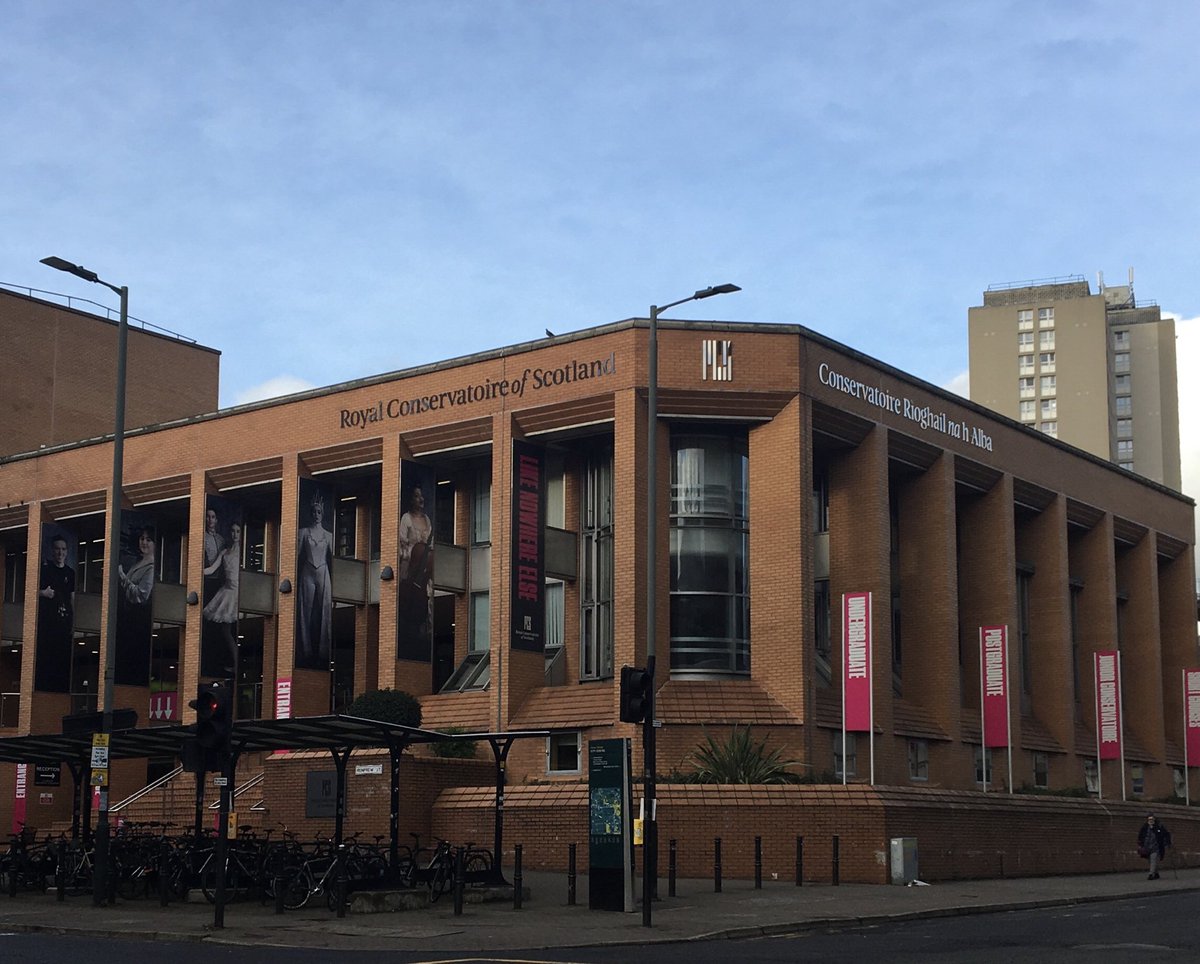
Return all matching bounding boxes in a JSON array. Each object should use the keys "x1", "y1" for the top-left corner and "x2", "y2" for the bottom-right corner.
[{"x1": 397, "y1": 460, "x2": 436, "y2": 662}]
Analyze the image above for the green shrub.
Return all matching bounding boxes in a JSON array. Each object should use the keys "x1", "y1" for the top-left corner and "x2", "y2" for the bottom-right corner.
[
  {"x1": 430, "y1": 726, "x2": 478, "y2": 759},
  {"x1": 686, "y1": 726, "x2": 802, "y2": 784},
  {"x1": 345, "y1": 688, "x2": 422, "y2": 728}
]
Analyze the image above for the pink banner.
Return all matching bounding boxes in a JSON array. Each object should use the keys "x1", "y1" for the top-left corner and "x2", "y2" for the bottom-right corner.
[
  {"x1": 980, "y1": 626, "x2": 1010, "y2": 748},
  {"x1": 842, "y1": 591, "x2": 872, "y2": 732},
  {"x1": 1185, "y1": 668, "x2": 1200, "y2": 766},
  {"x1": 12, "y1": 763, "x2": 27, "y2": 834},
  {"x1": 1094, "y1": 651, "x2": 1122, "y2": 761},
  {"x1": 275, "y1": 677, "x2": 292, "y2": 720}
]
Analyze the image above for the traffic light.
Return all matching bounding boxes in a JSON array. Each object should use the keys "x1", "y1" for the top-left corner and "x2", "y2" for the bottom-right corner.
[
  {"x1": 191, "y1": 682, "x2": 232, "y2": 755},
  {"x1": 619, "y1": 665, "x2": 653, "y2": 723}
]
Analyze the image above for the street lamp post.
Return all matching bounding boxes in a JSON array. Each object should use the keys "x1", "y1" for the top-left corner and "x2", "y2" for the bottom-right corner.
[
  {"x1": 40, "y1": 256, "x2": 128, "y2": 907},
  {"x1": 644, "y1": 282, "x2": 739, "y2": 926}
]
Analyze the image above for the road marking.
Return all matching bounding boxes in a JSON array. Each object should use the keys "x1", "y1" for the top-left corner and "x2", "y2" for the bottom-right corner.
[{"x1": 409, "y1": 958, "x2": 593, "y2": 964}]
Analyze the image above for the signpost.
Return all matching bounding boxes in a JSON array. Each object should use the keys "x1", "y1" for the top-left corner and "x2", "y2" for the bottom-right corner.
[{"x1": 588, "y1": 738, "x2": 632, "y2": 912}]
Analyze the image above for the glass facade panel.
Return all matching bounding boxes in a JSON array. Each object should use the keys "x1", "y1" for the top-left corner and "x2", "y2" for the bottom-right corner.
[
  {"x1": 580, "y1": 447, "x2": 613, "y2": 679},
  {"x1": 669, "y1": 431, "x2": 749, "y2": 675}
]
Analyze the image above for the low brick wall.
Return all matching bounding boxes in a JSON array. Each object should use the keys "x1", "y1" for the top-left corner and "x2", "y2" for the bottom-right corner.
[{"x1": 433, "y1": 783, "x2": 1200, "y2": 884}]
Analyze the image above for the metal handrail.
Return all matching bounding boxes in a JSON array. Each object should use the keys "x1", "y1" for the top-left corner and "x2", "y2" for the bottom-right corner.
[
  {"x1": 0, "y1": 281, "x2": 198, "y2": 344},
  {"x1": 111, "y1": 764, "x2": 184, "y2": 812}
]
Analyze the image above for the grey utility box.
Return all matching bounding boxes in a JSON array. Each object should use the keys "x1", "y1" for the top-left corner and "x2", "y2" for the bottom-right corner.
[{"x1": 889, "y1": 837, "x2": 919, "y2": 884}]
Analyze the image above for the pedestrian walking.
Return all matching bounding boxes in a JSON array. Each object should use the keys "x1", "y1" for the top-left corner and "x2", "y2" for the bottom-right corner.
[{"x1": 1137, "y1": 813, "x2": 1170, "y2": 880}]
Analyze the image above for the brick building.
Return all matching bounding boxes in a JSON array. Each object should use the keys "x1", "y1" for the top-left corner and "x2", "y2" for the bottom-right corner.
[
  {"x1": 0, "y1": 286, "x2": 220, "y2": 458},
  {"x1": 0, "y1": 318, "x2": 1196, "y2": 860}
]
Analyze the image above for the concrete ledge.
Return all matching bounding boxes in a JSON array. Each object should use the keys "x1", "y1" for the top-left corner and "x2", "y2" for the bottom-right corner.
[{"x1": 348, "y1": 884, "x2": 529, "y2": 914}]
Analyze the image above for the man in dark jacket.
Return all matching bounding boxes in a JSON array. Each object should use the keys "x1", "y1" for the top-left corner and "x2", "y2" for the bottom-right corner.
[{"x1": 1138, "y1": 813, "x2": 1170, "y2": 879}]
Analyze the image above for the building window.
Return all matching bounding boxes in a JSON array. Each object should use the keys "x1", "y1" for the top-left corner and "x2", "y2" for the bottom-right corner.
[
  {"x1": 1039, "y1": 329, "x2": 1055, "y2": 350},
  {"x1": 1038, "y1": 307, "x2": 1054, "y2": 327},
  {"x1": 1018, "y1": 355, "x2": 1035, "y2": 375},
  {"x1": 1018, "y1": 331, "x2": 1034, "y2": 350},
  {"x1": 1039, "y1": 421, "x2": 1058, "y2": 438},
  {"x1": 814, "y1": 579, "x2": 831, "y2": 681},
  {"x1": 1033, "y1": 752, "x2": 1049, "y2": 789},
  {"x1": 1115, "y1": 395, "x2": 1132, "y2": 416},
  {"x1": 1039, "y1": 352, "x2": 1055, "y2": 372},
  {"x1": 1131, "y1": 764, "x2": 1144, "y2": 796},
  {"x1": 547, "y1": 732, "x2": 581, "y2": 773},
  {"x1": 1016, "y1": 569, "x2": 1032, "y2": 699},
  {"x1": 1119, "y1": 461, "x2": 1134, "y2": 472},
  {"x1": 1039, "y1": 375, "x2": 1056, "y2": 396},
  {"x1": 812, "y1": 460, "x2": 829, "y2": 533},
  {"x1": 1040, "y1": 398, "x2": 1057, "y2": 419},
  {"x1": 471, "y1": 468, "x2": 491, "y2": 546},
  {"x1": 545, "y1": 451, "x2": 566, "y2": 529},
  {"x1": 908, "y1": 740, "x2": 929, "y2": 781},
  {"x1": 1117, "y1": 439, "x2": 1133, "y2": 460},
  {"x1": 1117, "y1": 418, "x2": 1133, "y2": 439},
  {"x1": 580, "y1": 447, "x2": 613, "y2": 680},
  {"x1": 1019, "y1": 377, "x2": 1035, "y2": 399},
  {"x1": 1019, "y1": 400, "x2": 1036, "y2": 421},
  {"x1": 974, "y1": 746, "x2": 993, "y2": 785},
  {"x1": 834, "y1": 732, "x2": 857, "y2": 779},
  {"x1": 3, "y1": 547, "x2": 26, "y2": 603},
  {"x1": 1114, "y1": 352, "x2": 1130, "y2": 374},
  {"x1": 670, "y1": 431, "x2": 750, "y2": 675},
  {"x1": 469, "y1": 591, "x2": 490, "y2": 653},
  {"x1": 1017, "y1": 309, "x2": 1033, "y2": 331},
  {"x1": 1114, "y1": 373, "x2": 1131, "y2": 394},
  {"x1": 1083, "y1": 758, "x2": 1099, "y2": 793},
  {"x1": 1113, "y1": 329, "x2": 1130, "y2": 350},
  {"x1": 545, "y1": 579, "x2": 564, "y2": 650}
]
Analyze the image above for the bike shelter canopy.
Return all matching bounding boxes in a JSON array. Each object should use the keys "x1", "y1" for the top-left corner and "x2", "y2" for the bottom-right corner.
[{"x1": 0, "y1": 715, "x2": 549, "y2": 877}]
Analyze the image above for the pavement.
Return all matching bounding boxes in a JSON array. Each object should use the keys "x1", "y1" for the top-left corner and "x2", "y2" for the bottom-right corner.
[{"x1": 2, "y1": 866, "x2": 1199, "y2": 952}]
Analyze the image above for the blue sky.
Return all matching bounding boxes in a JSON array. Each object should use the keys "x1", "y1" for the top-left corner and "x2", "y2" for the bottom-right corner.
[{"x1": 4, "y1": 2, "x2": 1199, "y2": 494}]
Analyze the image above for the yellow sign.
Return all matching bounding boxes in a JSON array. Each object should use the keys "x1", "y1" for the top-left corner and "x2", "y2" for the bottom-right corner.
[
  {"x1": 92, "y1": 734, "x2": 110, "y2": 747},
  {"x1": 633, "y1": 817, "x2": 644, "y2": 846},
  {"x1": 90, "y1": 769, "x2": 108, "y2": 787},
  {"x1": 227, "y1": 812, "x2": 238, "y2": 837}
]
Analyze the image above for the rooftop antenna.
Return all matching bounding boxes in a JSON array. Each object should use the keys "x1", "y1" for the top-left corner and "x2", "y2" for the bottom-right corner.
[{"x1": 1097, "y1": 270, "x2": 1105, "y2": 292}]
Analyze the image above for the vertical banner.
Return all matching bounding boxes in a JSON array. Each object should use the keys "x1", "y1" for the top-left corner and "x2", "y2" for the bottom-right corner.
[
  {"x1": 201, "y1": 495, "x2": 242, "y2": 678},
  {"x1": 1094, "y1": 650, "x2": 1123, "y2": 760},
  {"x1": 295, "y1": 478, "x2": 335, "y2": 670},
  {"x1": 980, "y1": 626, "x2": 1010, "y2": 747},
  {"x1": 12, "y1": 763, "x2": 27, "y2": 835},
  {"x1": 511, "y1": 440, "x2": 545, "y2": 653},
  {"x1": 1184, "y1": 668, "x2": 1200, "y2": 767},
  {"x1": 842, "y1": 591, "x2": 872, "y2": 731},
  {"x1": 115, "y1": 510, "x2": 156, "y2": 686},
  {"x1": 35, "y1": 523, "x2": 76, "y2": 693},
  {"x1": 397, "y1": 460, "x2": 436, "y2": 661}
]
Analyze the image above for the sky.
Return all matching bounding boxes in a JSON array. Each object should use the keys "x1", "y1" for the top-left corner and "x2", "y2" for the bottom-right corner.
[{"x1": 3, "y1": 1, "x2": 1199, "y2": 518}]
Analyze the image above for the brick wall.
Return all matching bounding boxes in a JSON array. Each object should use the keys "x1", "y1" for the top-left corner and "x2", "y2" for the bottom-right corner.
[{"x1": 433, "y1": 782, "x2": 1200, "y2": 884}]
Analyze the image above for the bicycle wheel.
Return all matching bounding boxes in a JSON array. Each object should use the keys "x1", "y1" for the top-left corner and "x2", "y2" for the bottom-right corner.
[
  {"x1": 428, "y1": 859, "x2": 452, "y2": 902},
  {"x1": 281, "y1": 868, "x2": 312, "y2": 910},
  {"x1": 201, "y1": 857, "x2": 240, "y2": 903},
  {"x1": 464, "y1": 851, "x2": 492, "y2": 886}
]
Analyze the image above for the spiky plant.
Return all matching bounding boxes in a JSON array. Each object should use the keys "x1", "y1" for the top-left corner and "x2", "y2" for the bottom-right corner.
[{"x1": 686, "y1": 726, "x2": 801, "y2": 784}]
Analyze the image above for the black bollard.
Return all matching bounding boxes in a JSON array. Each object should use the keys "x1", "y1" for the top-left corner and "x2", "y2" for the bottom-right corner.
[
  {"x1": 57, "y1": 840, "x2": 66, "y2": 902},
  {"x1": 714, "y1": 836, "x2": 722, "y2": 893},
  {"x1": 668, "y1": 839, "x2": 677, "y2": 898},
  {"x1": 453, "y1": 847, "x2": 465, "y2": 917},
  {"x1": 275, "y1": 872, "x2": 286, "y2": 914},
  {"x1": 832, "y1": 834, "x2": 840, "y2": 886},
  {"x1": 335, "y1": 843, "x2": 347, "y2": 918},
  {"x1": 795, "y1": 835, "x2": 804, "y2": 887},
  {"x1": 567, "y1": 843, "x2": 576, "y2": 906},
  {"x1": 754, "y1": 836, "x2": 762, "y2": 889},
  {"x1": 513, "y1": 844, "x2": 523, "y2": 910}
]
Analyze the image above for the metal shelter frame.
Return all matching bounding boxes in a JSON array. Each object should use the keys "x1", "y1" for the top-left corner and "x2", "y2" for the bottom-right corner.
[{"x1": 0, "y1": 715, "x2": 549, "y2": 887}]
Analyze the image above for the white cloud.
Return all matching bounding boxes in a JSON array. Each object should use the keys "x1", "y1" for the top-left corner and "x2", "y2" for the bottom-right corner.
[
  {"x1": 233, "y1": 375, "x2": 318, "y2": 406},
  {"x1": 1166, "y1": 312, "x2": 1200, "y2": 584},
  {"x1": 943, "y1": 369, "x2": 969, "y2": 398}
]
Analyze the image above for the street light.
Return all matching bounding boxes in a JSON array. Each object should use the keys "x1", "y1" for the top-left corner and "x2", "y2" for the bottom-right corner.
[
  {"x1": 40, "y1": 255, "x2": 129, "y2": 907},
  {"x1": 644, "y1": 282, "x2": 740, "y2": 926}
]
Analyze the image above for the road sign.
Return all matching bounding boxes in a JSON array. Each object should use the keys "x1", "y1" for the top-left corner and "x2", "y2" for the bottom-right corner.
[
  {"x1": 91, "y1": 733, "x2": 110, "y2": 770},
  {"x1": 213, "y1": 775, "x2": 229, "y2": 787}
]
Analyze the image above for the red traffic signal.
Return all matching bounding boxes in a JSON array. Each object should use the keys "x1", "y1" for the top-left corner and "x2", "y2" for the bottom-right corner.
[
  {"x1": 190, "y1": 682, "x2": 232, "y2": 752},
  {"x1": 620, "y1": 665, "x2": 653, "y2": 723}
]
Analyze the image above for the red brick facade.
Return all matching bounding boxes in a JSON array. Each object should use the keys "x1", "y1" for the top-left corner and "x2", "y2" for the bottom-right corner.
[{"x1": 0, "y1": 319, "x2": 1196, "y2": 865}]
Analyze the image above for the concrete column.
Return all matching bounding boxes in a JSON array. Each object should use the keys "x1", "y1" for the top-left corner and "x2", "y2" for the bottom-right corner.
[{"x1": 1116, "y1": 531, "x2": 1166, "y2": 789}]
